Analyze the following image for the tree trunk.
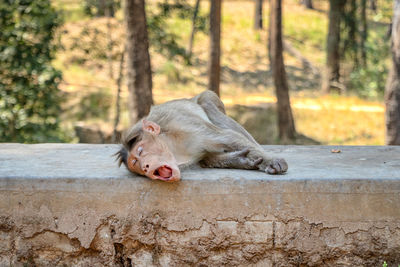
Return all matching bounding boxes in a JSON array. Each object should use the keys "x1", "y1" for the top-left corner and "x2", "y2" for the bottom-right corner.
[
  {"x1": 269, "y1": 0, "x2": 296, "y2": 141},
  {"x1": 254, "y1": 0, "x2": 263, "y2": 30},
  {"x1": 385, "y1": 0, "x2": 400, "y2": 145},
  {"x1": 97, "y1": 0, "x2": 106, "y2": 16},
  {"x1": 105, "y1": 5, "x2": 113, "y2": 79},
  {"x1": 125, "y1": 0, "x2": 153, "y2": 124},
  {"x1": 369, "y1": 0, "x2": 377, "y2": 12},
  {"x1": 301, "y1": 0, "x2": 313, "y2": 9},
  {"x1": 97, "y1": 0, "x2": 114, "y2": 17},
  {"x1": 345, "y1": 0, "x2": 358, "y2": 68},
  {"x1": 360, "y1": 0, "x2": 368, "y2": 67},
  {"x1": 187, "y1": 0, "x2": 201, "y2": 61},
  {"x1": 208, "y1": 0, "x2": 222, "y2": 96},
  {"x1": 112, "y1": 46, "x2": 126, "y2": 143},
  {"x1": 322, "y1": 0, "x2": 346, "y2": 94}
]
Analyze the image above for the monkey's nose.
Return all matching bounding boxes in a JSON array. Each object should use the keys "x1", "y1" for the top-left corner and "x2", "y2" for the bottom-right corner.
[{"x1": 142, "y1": 164, "x2": 150, "y2": 173}]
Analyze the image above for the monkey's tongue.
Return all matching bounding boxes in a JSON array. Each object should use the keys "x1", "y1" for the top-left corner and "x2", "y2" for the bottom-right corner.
[{"x1": 157, "y1": 166, "x2": 172, "y2": 179}]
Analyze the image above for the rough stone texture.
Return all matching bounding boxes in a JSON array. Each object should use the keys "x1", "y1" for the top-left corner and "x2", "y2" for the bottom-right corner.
[{"x1": 0, "y1": 144, "x2": 400, "y2": 266}]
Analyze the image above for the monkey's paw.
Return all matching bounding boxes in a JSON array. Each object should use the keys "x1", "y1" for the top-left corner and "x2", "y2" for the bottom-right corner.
[{"x1": 266, "y1": 158, "x2": 288, "y2": 174}]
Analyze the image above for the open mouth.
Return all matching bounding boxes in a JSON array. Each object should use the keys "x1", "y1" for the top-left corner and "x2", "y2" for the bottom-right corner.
[{"x1": 153, "y1": 165, "x2": 173, "y2": 181}]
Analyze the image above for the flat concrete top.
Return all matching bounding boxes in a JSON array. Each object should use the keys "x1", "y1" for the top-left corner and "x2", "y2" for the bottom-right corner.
[{"x1": 0, "y1": 143, "x2": 399, "y2": 181}]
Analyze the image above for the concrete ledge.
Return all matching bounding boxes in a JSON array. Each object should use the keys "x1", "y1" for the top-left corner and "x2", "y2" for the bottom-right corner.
[{"x1": 0, "y1": 144, "x2": 399, "y2": 266}]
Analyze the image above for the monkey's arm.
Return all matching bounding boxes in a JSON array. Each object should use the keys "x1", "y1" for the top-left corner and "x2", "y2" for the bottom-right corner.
[
  {"x1": 199, "y1": 148, "x2": 263, "y2": 170},
  {"x1": 193, "y1": 91, "x2": 288, "y2": 174},
  {"x1": 204, "y1": 129, "x2": 288, "y2": 174}
]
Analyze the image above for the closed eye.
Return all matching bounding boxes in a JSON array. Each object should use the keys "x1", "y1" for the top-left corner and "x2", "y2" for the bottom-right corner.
[{"x1": 131, "y1": 159, "x2": 137, "y2": 165}]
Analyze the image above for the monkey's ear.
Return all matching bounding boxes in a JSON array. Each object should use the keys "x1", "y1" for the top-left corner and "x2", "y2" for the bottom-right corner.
[{"x1": 142, "y1": 119, "x2": 160, "y2": 135}]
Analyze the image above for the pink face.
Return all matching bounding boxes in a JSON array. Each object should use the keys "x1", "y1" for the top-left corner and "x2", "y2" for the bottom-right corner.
[{"x1": 126, "y1": 120, "x2": 181, "y2": 182}]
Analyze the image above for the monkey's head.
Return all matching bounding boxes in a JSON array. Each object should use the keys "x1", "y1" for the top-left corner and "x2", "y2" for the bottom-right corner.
[{"x1": 116, "y1": 119, "x2": 181, "y2": 182}]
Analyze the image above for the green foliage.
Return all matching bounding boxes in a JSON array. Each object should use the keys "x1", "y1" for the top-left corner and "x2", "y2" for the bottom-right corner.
[
  {"x1": 348, "y1": 28, "x2": 389, "y2": 98},
  {"x1": 283, "y1": 8, "x2": 327, "y2": 64},
  {"x1": 76, "y1": 90, "x2": 112, "y2": 120},
  {"x1": 68, "y1": 25, "x2": 117, "y2": 63},
  {"x1": 159, "y1": 61, "x2": 181, "y2": 83},
  {"x1": 382, "y1": 261, "x2": 400, "y2": 267},
  {"x1": 341, "y1": 1, "x2": 358, "y2": 62},
  {"x1": 0, "y1": 0, "x2": 67, "y2": 143},
  {"x1": 147, "y1": 0, "x2": 207, "y2": 64},
  {"x1": 338, "y1": 1, "x2": 390, "y2": 99},
  {"x1": 62, "y1": 0, "x2": 207, "y2": 68},
  {"x1": 83, "y1": 0, "x2": 120, "y2": 17},
  {"x1": 53, "y1": 0, "x2": 86, "y2": 23}
]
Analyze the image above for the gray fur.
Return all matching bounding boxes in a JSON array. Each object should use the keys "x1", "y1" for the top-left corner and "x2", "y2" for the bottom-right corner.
[{"x1": 117, "y1": 90, "x2": 288, "y2": 174}]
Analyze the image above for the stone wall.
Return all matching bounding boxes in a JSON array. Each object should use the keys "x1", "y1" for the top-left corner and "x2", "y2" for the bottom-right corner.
[{"x1": 0, "y1": 144, "x2": 399, "y2": 266}]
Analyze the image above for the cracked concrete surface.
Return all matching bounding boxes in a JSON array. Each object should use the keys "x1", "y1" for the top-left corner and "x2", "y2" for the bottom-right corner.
[{"x1": 0, "y1": 144, "x2": 400, "y2": 266}]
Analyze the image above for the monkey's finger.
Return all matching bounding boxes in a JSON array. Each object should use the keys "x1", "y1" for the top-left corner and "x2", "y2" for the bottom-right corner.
[
  {"x1": 253, "y1": 157, "x2": 263, "y2": 166},
  {"x1": 267, "y1": 165, "x2": 278, "y2": 174},
  {"x1": 277, "y1": 159, "x2": 288, "y2": 172},
  {"x1": 237, "y1": 148, "x2": 250, "y2": 157}
]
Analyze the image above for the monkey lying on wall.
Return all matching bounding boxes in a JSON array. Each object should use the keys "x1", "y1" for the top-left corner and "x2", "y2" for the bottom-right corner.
[{"x1": 116, "y1": 90, "x2": 288, "y2": 182}]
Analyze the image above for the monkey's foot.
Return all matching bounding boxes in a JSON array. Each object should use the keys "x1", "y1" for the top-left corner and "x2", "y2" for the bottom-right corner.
[{"x1": 266, "y1": 158, "x2": 288, "y2": 174}]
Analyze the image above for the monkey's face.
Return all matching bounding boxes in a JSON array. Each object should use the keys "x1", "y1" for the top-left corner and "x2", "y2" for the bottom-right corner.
[{"x1": 126, "y1": 120, "x2": 181, "y2": 182}]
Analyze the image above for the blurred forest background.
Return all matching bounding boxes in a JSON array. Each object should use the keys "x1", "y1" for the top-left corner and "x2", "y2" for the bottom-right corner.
[{"x1": 1, "y1": 0, "x2": 399, "y2": 145}]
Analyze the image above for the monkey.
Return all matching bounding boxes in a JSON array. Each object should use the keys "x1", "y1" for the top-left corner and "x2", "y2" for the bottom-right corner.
[{"x1": 116, "y1": 90, "x2": 288, "y2": 182}]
